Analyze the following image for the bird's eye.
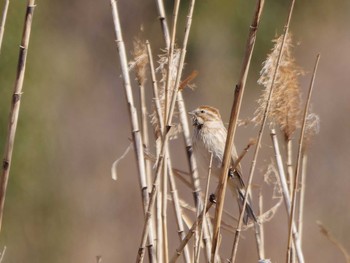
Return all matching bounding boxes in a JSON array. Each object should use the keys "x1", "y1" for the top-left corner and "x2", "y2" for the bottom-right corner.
[{"x1": 200, "y1": 110, "x2": 205, "y2": 113}]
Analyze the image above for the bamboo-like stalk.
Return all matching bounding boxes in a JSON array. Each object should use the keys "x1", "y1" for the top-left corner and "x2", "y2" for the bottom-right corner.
[
  {"x1": 168, "y1": 162, "x2": 191, "y2": 263},
  {"x1": 154, "y1": 0, "x2": 210, "y2": 257},
  {"x1": 0, "y1": 0, "x2": 9, "y2": 54},
  {"x1": 171, "y1": 142, "x2": 253, "y2": 263},
  {"x1": 210, "y1": 0, "x2": 265, "y2": 260},
  {"x1": 165, "y1": 0, "x2": 196, "y2": 126},
  {"x1": 298, "y1": 153, "x2": 307, "y2": 245},
  {"x1": 0, "y1": 0, "x2": 36, "y2": 233},
  {"x1": 195, "y1": 153, "x2": 213, "y2": 263},
  {"x1": 109, "y1": 2, "x2": 156, "y2": 262},
  {"x1": 138, "y1": 78, "x2": 152, "y2": 191},
  {"x1": 160, "y1": 2, "x2": 182, "y2": 257},
  {"x1": 146, "y1": 41, "x2": 163, "y2": 262},
  {"x1": 230, "y1": 1, "x2": 296, "y2": 261},
  {"x1": 156, "y1": 191, "x2": 163, "y2": 262},
  {"x1": 161, "y1": 154, "x2": 169, "y2": 263},
  {"x1": 286, "y1": 140, "x2": 294, "y2": 194},
  {"x1": 256, "y1": 190, "x2": 265, "y2": 260},
  {"x1": 270, "y1": 129, "x2": 304, "y2": 263},
  {"x1": 147, "y1": 40, "x2": 191, "y2": 263},
  {"x1": 155, "y1": 0, "x2": 170, "y2": 48},
  {"x1": 287, "y1": 54, "x2": 320, "y2": 262},
  {"x1": 164, "y1": 0, "x2": 180, "y2": 122}
]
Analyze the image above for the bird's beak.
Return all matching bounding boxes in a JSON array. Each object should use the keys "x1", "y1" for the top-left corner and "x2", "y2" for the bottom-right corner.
[{"x1": 188, "y1": 110, "x2": 195, "y2": 116}]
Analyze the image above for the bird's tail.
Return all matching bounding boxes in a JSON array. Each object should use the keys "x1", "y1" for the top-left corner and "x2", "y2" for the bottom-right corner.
[{"x1": 228, "y1": 169, "x2": 257, "y2": 224}]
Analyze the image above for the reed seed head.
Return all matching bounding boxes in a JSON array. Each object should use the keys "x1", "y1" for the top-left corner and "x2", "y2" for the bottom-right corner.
[
  {"x1": 253, "y1": 33, "x2": 304, "y2": 140},
  {"x1": 131, "y1": 38, "x2": 148, "y2": 86}
]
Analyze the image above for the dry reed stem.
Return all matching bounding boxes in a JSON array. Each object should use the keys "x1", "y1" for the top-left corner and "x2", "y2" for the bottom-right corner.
[
  {"x1": 154, "y1": 2, "x2": 210, "y2": 258},
  {"x1": 147, "y1": 42, "x2": 190, "y2": 262},
  {"x1": 146, "y1": 41, "x2": 164, "y2": 261},
  {"x1": 159, "y1": 2, "x2": 181, "y2": 258},
  {"x1": 171, "y1": 141, "x2": 253, "y2": 263},
  {"x1": 164, "y1": 0, "x2": 180, "y2": 122},
  {"x1": 256, "y1": 190, "x2": 265, "y2": 260},
  {"x1": 132, "y1": 39, "x2": 153, "y2": 190},
  {"x1": 195, "y1": 153, "x2": 213, "y2": 263},
  {"x1": 0, "y1": 0, "x2": 36, "y2": 233},
  {"x1": 211, "y1": 0, "x2": 265, "y2": 259},
  {"x1": 298, "y1": 153, "x2": 307, "y2": 244},
  {"x1": 109, "y1": 2, "x2": 156, "y2": 262},
  {"x1": 155, "y1": 0, "x2": 209, "y2": 255},
  {"x1": 155, "y1": 0, "x2": 170, "y2": 48},
  {"x1": 286, "y1": 140, "x2": 294, "y2": 195},
  {"x1": 168, "y1": 162, "x2": 191, "y2": 263},
  {"x1": 0, "y1": 0, "x2": 9, "y2": 54},
  {"x1": 287, "y1": 54, "x2": 320, "y2": 262},
  {"x1": 230, "y1": 1, "x2": 296, "y2": 261},
  {"x1": 270, "y1": 129, "x2": 304, "y2": 263},
  {"x1": 317, "y1": 221, "x2": 350, "y2": 263},
  {"x1": 203, "y1": 0, "x2": 264, "y2": 261},
  {"x1": 140, "y1": 37, "x2": 193, "y2": 262},
  {"x1": 161, "y1": 155, "x2": 169, "y2": 263},
  {"x1": 165, "y1": 0, "x2": 196, "y2": 126}
]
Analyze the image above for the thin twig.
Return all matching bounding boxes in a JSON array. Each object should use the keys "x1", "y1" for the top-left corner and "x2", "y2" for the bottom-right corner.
[
  {"x1": 287, "y1": 54, "x2": 321, "y2": 262},
  {"x1": 0, "y1": 0, "x2": 36, "y2": 233},
  {"x1": 109, "y1": 2, "x2": 155, "y2": 262},
  {"x1": 0, "y1": 0, "x2": 9, "y2": 54},
  {"x1": 195, "y1": 153, "x2": 213, "y2": 263},
  {"x1": 317, "y1": 221, "x2": 350, "y2": 263}
]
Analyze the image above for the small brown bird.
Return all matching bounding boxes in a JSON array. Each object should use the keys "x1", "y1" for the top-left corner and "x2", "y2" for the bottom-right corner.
[{"x1": 189, "y1": 105, "x2": 256, "y2": 223}]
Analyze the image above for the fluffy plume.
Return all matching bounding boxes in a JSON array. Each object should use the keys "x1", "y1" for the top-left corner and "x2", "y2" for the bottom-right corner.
[
  {"x1": 302, "y1": 112, "x2": 320, "y2": 152},
  {"x1": 150, "y1": 49, "x2": 182, "y2": 140},
  {"x1": 130, "y1": 38, "x2": 148, "y2": 86},
  {"x1": 253, "y1": 33, "x2": 304, "y2": 139}
]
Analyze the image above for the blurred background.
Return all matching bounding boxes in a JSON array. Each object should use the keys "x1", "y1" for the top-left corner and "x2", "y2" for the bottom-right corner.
[{"x1": 0, "y1": 0, "x2": 349, "y2": 262}]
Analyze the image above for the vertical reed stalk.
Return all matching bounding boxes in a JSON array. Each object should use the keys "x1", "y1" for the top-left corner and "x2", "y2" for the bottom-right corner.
[
  {"x1": 257, "y1": 191, "x2": 265, "y2": 260},
  {"x1": 270, "y1": 129, "x2": 304, "y2": 263},
  {"x1": 0, "y1": 0, "x2": 36, "y2": 233},
  {"x1": 170, "y1": 142, "x2": 252, "y2": 263},
  {"x1": 298, "y1": 153, "x2": 307, "y2": 245},
  {"x1": 286, "y1": 140, "x2": 294, "y2": 194},
  {"x1": 155, "y1": 0, "x2": 170, "y2": 48},
  {"x1": 210, "y1": 0, "x2": 265, "y2": 260},
  {"x1": 154, "y1": 0, "x2": 209, "y2": 257},
  {"x1": 109, "y1": 1, "x2": 155, "y2": 261},
  {"x1": 161, "y1": 155, "x2": 169, "y2": 262},
  {"x1": 287, "y1": 54, "x2": 320, "y2": 262},
  {"x1": 230, "y1": 1, "x2": 296, "y2": 261},
  {"x1": 195, "y1": 153, "x2": 213, "y2": 263},
  {"x1": 168, "y1": 162, "x2": 191, "y2": 263},
  {"x1": 0, "y1": 0, "x2": 9, "y2": 53},
  {"x1": 164, "y1": 0, "x2": 180, "y2": 121}
]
